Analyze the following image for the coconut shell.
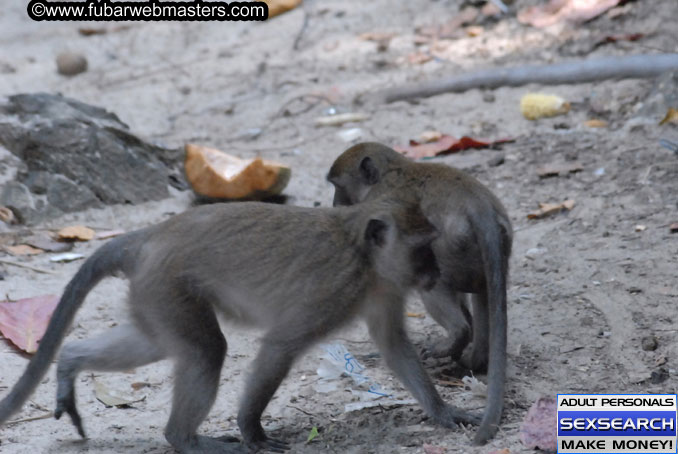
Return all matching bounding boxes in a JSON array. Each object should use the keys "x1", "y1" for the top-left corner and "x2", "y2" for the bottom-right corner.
[{"x1": 184, "y1": 144, "x2": 291, "y2": 200}]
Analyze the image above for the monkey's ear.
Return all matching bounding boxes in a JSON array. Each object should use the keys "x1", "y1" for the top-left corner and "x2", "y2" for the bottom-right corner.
[
  {"x1": 359, "y1": 157, "x2": 380, "y2": 185},
  {"x1": 365, "y1": 218, "x2": 389, "y2": 247}
]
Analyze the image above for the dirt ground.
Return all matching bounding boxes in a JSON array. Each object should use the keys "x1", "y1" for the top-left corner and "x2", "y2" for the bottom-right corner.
[{"x1": 1, "y1": 0, "x2": 678, "y2": 453}]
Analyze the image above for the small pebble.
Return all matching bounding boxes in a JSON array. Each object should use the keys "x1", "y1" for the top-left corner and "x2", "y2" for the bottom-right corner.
[
  {"x1": 641, "y1": 336, "x2": 658, "y2": 351},
  {"x1": 56, "y1": 52, "x2": 88, "y2": 76},
  {"x1": 482, "y1": 92, "x2": 495, "y2": 103}
]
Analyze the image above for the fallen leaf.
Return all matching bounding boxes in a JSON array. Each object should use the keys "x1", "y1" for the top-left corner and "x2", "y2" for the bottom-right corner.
[
  {"x1": 518, "y1": 0, "x2": 620, "y2": 28},
  {"x1": 0, "y1": 295, "x2": 60, "y2": 353},
  {"x1": 306, "y1": 426, "x2": 319, "y2": 443},
  {"x1": 57, "y1": 225, "x2": 95, "y2": 242},
  {"x1": 584, "y1": 119, "x2": 608, "y2": 128},
  {"x1": 520, "y1": 397, "x2": 557, "y2": 451},
  {"x1": 527, "y1": 200, "x2": 575, "y2": 219},
  {"x1": 262, "y1": 0, "x2": 301, "y2": 18},
  {"x1": 94, "y1": 229, "x2": 126, "y2": 240},
  {"x1": 23, "y1": 233, "x2": 73, "y2": 253},
  {"x1": 406, "y1": 312, "x2": 425, "y2": 318},
  {"x1": 50, "y1": 252, "x2": 85, "y2": 263},
  {"x1": 489, "y1": 450, "x2": 510, "y2": 454},
  {"x1": 536, "y1": 162, "x2": 583, "y2": 178},
  {"x1": 417, "y1": 6, "x2": 479, "y2": 39},
  {"x1": 394, "y1": 135, "x2": 513, "y2": 160},
  {"x1": 659, "y1": 108, "x2": 678, "y2": 126},
  {"x1": 5, "y1": 244, "x2": 44, "y2": 256},
  {"x1": 94, "y1": 380, "x2": 143, "y2": 408},
  {"x1": 423, "y1": 443, "x2": 446, "y2": 454},
  {"x1": 314, "y1": 112, "x2": 369, "y2": 127},
  {"x1": 78, "y1": 27, "x2": 107, "y2": 36}
]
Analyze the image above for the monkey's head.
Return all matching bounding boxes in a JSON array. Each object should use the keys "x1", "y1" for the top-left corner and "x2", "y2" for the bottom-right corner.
[
  {"x1": 364, "y1": 200, "x2": 440, "y2": 292},
  {"x1": 327, "y1": 142, "x2": 408, "y2": 207}
]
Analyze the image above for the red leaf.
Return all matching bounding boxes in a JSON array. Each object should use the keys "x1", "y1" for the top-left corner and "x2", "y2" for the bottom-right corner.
[
  {"x1": 394, "y1": 135, "x2": 513, "y2": 159},
  {"x1": 0, "y1": 295, "x2": 60, "y2": 353}
]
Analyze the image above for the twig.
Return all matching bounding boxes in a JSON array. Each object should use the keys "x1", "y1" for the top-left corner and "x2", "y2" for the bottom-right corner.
[
  {"x1": 286, "y1": 405, "x2": 317, "y2": 417},
  {"x1": 0, "y1": 259, "x2": 58, "y2": 275},
  {"x1": 6, "y1": 412, "x2": 54, "y2": 425},
  {"x1": 293, "y1": 5, "x2": 310, "y2": 51},
  {"x1": 377, "y1": 54, "x2": 678, "y2": 103}
]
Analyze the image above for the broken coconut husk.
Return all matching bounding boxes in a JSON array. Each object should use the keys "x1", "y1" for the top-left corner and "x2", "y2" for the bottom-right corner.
[{"x1": 184, "y1": 144, "x2": 290, "y2": 200}]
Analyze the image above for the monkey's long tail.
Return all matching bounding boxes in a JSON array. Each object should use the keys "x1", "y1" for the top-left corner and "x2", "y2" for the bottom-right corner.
[
  {"x1": 0, "y1": 233, "x2": 137, "y2": 426},
  {"x1": 471, "y1": 212, "x2": 509, "y2": 445}
]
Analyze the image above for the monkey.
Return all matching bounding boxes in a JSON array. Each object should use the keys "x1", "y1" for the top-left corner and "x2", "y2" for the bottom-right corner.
[
  {"x1": 327, "y1": 142, "x2": 513, "y2": 445},
  {"x1": 0, "y1": 197, "x2": 481, "y2": 453}
]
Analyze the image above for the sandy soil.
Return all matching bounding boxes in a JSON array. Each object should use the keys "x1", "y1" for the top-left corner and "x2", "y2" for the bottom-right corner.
[{"x1": 1, "y1": 0, "x2": 677, "y2": 453}]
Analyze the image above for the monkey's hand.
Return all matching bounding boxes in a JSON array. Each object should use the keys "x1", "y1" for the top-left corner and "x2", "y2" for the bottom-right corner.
[{"x1": 433, "y1": 405, "x2": 482, "y2": 429}]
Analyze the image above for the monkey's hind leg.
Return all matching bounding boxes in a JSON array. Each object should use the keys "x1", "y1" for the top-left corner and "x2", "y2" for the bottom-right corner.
[
  {"x1": 56, "y1": 324, "x2": 166, "y2": 437},
  {"x1": 159, "y1": 297, "x2": 243, "y2": 453},
  {"x1": 420, "y1": 288, "x2": 472, "y2": 362},
  {"x1": 460, "y1": 292, "x2": 490, "y2": 373}
]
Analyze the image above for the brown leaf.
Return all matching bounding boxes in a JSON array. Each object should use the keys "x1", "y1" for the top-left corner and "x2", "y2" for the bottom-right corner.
[
  {"x1": 130, "y1": 382, "x2": 151, "y2": 391},
  {"x1": 659, "y1": 108, "x2": 678, "y2": 126},
  {"x1": 584, "y1": 119, "x2": 608, "y2": 128},
  {"x1": 527, "y1": 200, "x2": 575, "y2": 219},
  {"x1": 57, "y1": 225, "x2": 95, "y2": 241},
  {"x1": 0, "y1": 295, "x2": 60, "y2": 353},
  {"x1": 536, "y1": 162, "x2": 583, "y2": 178},
  {"x1": 5, "y1": 244, "x2": 44, "y2": 256},
  {"x1": 406, "y1": 312, "x2": 425, "y2": 318},
  {"x1": 518, "y1": 0, "x2": 620, "y2": 28},
  {"x1": 394, "y1": 135, "x2": 513, "y2": 160},
  {"x1": 521, "y1": 397, "x2": 556, "y2": 451}
]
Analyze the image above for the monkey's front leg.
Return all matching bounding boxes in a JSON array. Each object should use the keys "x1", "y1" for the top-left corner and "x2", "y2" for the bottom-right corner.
[
  {"x1": 237, "y1": 340, "x2": 295, "y2": 453},
  {"x1": 365, "y1": 293, "x2": 481, "y2": 428}
]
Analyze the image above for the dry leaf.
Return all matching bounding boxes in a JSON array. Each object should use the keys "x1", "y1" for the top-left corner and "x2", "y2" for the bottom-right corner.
[
  {"x1": 5, "y1": 244, "x2": 44, "y2": 256},
  {"x1": 185, "y1": 144, "x2": 290, "y2": 200},
  {"x1": 0, "y1": 295, "x2": 60, "y2": 353},
  {"x1": 518, "y1": 0, "x2": 620, "y2": 28},
  {"x1": 94, "y1": 380, "x2": 143, "y2": 408},
  {"x1": 394, "y1": 135, "x2": 513, "y2": 160},
  {"x1": 659, "y1": 108, "x2": 678, "y2": 126},
  {"x1": 406, "y1": 312, "x2": 425, "y2": 318},
  {"x1": 520, "y1": 397, "x2": 557, "y2": 451},
  {"x1": 527, "y1": 200, "x2": 575, "y2": 219},
  {"x1": 262, "y1": 0, "x2": 301, "y2": 18},
  {"x1": 94, "y1": 229, "x2": 126, "y2": 240},
  {"x1": 58, "y1": 225, "x2": 95, "y2": 241},
  {"x1": 314, "y1": 112, "x2": 369, "y2": 127},
  {"x1": 536, "y1": 162, "x2": 583, "y2": 177},
  {"x1": 585, "y1": 119, "x2": 608, "y2": 128},
  {"x1": 423, "y1": 443, "x2": 446, "y2": 454}
]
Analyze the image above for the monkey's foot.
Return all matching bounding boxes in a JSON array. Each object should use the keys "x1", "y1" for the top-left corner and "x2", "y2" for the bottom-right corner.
[
  {"x1": 432, "y1": 405, "x2": 482, "y2": 429},
  {"x1": 245, "y1": 436, "x2": 289, "y2": 453},
  {"x1": 420, "y1": 334, "x2": 468, "y2": 363},
  {"x1": 459, "y1": 348, "x2": 488, "y2": 374},
  {"x1": 473, "y1": 423, "x2": 499, "y2": 445},
  {"x1": 55, "y1": 388, "x2": 86, "y2": 438},
  {"x1": 172, "y1": 435, "x2": 247, "y2": 453}
]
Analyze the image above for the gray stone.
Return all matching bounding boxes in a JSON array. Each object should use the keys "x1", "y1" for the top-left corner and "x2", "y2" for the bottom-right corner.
[
  {"x1": 0, "y1": 93, "x2": 183, "y2": 218},
  {"x1": 0, "y1": 181, "x2": 36, "y2": 223}
]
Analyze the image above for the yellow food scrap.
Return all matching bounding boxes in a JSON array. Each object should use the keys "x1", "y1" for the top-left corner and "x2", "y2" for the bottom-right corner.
[{"x1": 520, "y1": 93, "x2": 570, "y2": 120}]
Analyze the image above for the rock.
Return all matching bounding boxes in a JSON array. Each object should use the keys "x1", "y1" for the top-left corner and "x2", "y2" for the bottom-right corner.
[
  {"x1": 56, "y1": 52, "x2": 88, "y2": 76},
  {"x1": 0, "y1": 93, "x2": 182, "y2": 220},
  {"x1": 641, "y1": 336, "x2": 658, "y2": 352},
  {"x1": 650, "y1": 367, "x2": 669, "y2": 384},
  {"x1": 0, "y1": 181, "x2": 36, "y2": 223}
]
